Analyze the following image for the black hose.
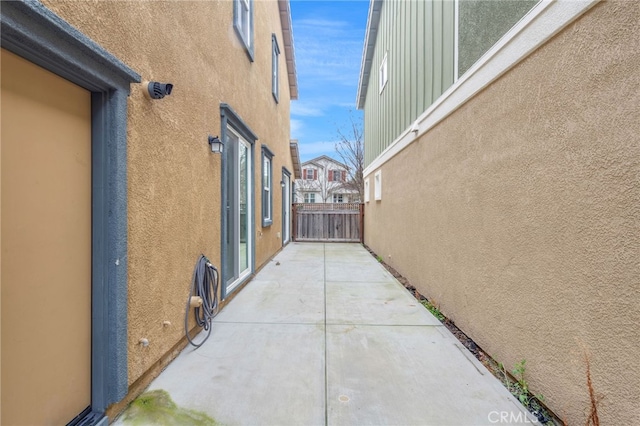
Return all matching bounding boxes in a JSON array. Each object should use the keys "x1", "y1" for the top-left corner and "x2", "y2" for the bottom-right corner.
[{"x1": 184, "y1": 255, "x2": 219, "y2": 348}]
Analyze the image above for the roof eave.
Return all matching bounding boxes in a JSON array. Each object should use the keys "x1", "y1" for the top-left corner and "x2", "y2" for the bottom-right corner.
[
  {"x1": 278, "y1": 0, "x2": 298, "y2": 100},
  {"x1": 356, "y1": 0, "x2": 383, "y2": 109},
  {"x1": 289, "y1": 140, "x2": 302, "y2": 178}
]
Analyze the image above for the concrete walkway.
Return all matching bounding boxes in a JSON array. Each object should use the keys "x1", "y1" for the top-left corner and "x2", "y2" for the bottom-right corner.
[{"x1": 118, "y1": 243, "x2": 534, "y2": 425}]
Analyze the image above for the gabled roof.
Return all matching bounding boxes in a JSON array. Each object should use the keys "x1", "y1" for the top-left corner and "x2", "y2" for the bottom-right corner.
[
  {"x1": 301, "y1": 155, "x2": 349, "y2": 170},
  {"x1": 278, "y1": 0, "x2": 298, "y2": 100},
  {"x1": 356, "y1": 0, "x2": 383, "y2": 109}
]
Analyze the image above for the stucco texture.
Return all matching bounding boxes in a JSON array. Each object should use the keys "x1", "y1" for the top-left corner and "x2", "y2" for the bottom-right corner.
[
  {"x1": 43, "y1": 0, "x2": 294, "y2": 388},
  {"x1": 364, "y1": 2, "x2": 639, "y2": 424}
]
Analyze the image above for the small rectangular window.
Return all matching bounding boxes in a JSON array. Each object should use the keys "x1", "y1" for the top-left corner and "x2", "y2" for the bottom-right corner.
[
  {"x1": 332, "y1": 194, "x2": 344, "y2": 203},
  {"x1": 364, "y1": 178, "x2": 370, "y2": 203},
  {"x1": 379, "y1": 52, "x2": 388, "y2": 93},
  {"x1": 262, "y1": 146, "x2": 274, "y2": 226},
  {"x1": 304, "y1": 193, "x2": 316, "y2": 203},
  {"x1": 272, "y1": 34, "x2": 280, "y2": 103},
  {"x1": 374, "y1": 170, "x2": 382, "y2": 201}
]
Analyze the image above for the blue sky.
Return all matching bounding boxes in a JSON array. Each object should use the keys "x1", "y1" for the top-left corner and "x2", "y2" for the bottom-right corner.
[{"x1": 289, "y1": 0, "x2": 370, "y2": 162}]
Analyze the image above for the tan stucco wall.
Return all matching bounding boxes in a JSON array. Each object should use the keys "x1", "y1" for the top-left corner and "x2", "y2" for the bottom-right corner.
[
  {"x1": 364, "y1": 2, "x2": 639, "y2": 424},
  {"x1": 42, "y1": 0, "x2": 294, "y2": 389}
]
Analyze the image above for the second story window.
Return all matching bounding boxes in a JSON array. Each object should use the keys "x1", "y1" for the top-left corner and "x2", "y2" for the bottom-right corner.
[
  {"x1": 234, "y1": 0, "x2": 254, "y2": 60},
  {"x1": 272, "y1": 34, "x2": 280, "y2": 103},
  {"x1": 304, "y1": 168, "x2": 316, "y2": 180},
  {"x1": 328, "y1": 170, "x2": 345, "y2": 182},
  {"x1": 379, "y1": 52, "x2": 388, "y2": 93}
]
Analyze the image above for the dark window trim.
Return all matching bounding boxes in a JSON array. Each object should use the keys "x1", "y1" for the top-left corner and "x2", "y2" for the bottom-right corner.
[
  {"x1": 1, "y1": 0, "x2": 140, "y2": 420},
  {"x1": 272, "y1": 34, "x2": 280, "y2": 103},
  {"x1": 233, "y1": 0, "x2": 255, "y2": 62},
  {"x1": 220, "y1": 103, "x2": 258, "y2": 299},
  {"x1": 261, "y1": 145, "x2": 275, "y2": 227},
  {"x1": 281, "y1": 167, "x2": 291, "y2": 245}
]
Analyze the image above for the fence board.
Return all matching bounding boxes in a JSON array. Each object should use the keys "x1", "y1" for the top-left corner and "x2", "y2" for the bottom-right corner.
[{"x1": 293, "y1": 203, "x2": 363, "y2": 242}]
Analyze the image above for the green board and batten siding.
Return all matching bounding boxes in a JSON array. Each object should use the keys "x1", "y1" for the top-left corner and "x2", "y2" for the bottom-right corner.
[
  {"x1": 363, "y1": 0, "x2": 455, "y2": 166},
  {"x1": 362, "y1": 0, "x2": 539, "y2": 167}
]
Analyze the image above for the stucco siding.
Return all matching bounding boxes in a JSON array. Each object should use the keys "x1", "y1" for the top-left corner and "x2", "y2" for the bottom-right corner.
[
  {"x1": 43, "y1": 0, "x2": 294, "y2": 388},
  {"x1": 364, "y1": 1, "x2": 639, "y2": 424}
]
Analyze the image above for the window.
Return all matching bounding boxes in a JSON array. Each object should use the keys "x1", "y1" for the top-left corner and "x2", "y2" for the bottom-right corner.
[
  {"x1": 272, "y1": 34, "x2": 280, "y2": 103},
  {"x1": 304, "y1": 168, "x2": 315, "y2": 180},
  {"x1": 364, "y1": 178, "x2": 370, "y2": 203},
  {"x1": 379, "y1": 52, "x2": 388, "y2": 93},
  {"x1": 374, "y1": 170, "x2": 382, "y2": 201},
  {"x1": 333, "y1": 194, "x2": 344, "y2": 203},
  {"x1": 304, "y1": 193, "x2": 316, "y2": 203},
  {"x1": 328, "y1": 170, "x2": 347, "y2": 182},
  {"x1": 261, "y1": 145, "x2": 274, "y2": 226},
  {"x1": 234, "y1": 0, "x2": 254, "y2": 60}
]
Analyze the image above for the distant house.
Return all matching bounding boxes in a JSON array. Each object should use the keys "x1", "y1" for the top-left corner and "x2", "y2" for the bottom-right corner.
[
  {"x1": 357, "y1": 0, "x2": 639, "y2": 424},
  {"x1": 295, "y1": 155, "x2": 359, "y2": 203}
]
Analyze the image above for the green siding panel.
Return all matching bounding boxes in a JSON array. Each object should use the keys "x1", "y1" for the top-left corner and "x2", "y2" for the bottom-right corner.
[
  {"x1": 363, "y1": 0, "x2": 537, "y2": 167},
  {"x1": 364, "y1": 0, "x2": 455, "y2": 166}
]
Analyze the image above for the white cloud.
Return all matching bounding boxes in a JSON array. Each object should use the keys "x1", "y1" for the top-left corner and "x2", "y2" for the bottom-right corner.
[
  {"x1": 298, "y1": 140, "x2": 340, "y2": 161},
  {"x1": 290, "y1": 119, "x2": 304, "y2": 139},
  {"x1": 291, "y1": 102, "x2": 324, "y2": 117}
]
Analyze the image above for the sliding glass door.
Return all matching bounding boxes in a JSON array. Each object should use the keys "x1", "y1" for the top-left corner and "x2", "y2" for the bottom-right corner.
[{"x1": 224, "y1": 127, "x2": 253, "y2": 294}]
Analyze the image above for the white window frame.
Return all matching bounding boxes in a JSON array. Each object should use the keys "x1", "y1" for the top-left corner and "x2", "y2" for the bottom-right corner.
[
  {"x1": 364, "y1": 178, "x2": 370, "y2": 203},
  {"x1": 304, "y1": 193, "x2": 316, "y2": 203},
  {"x1": 234, "y1": 0, "x2": 254, "y2": 60},
  {"x1": 333, "y1": 194, "x2": 344, "y2": 203},
  {"x1": 379, "y1": 52, "x2": 388, "y2": 93},
  {"x1": 261, "y1": 146, "x2": 274, "y2": 227},
  {"x1": 374, "y1": 170, "x2": 382, "y2": 201},
  {"x1": 332, "y1": 170, "x2": 342, "y2": 182}
]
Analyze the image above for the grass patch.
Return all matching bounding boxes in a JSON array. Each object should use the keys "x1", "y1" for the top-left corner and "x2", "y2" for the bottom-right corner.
[
  {"x1": 420, "y1": 299, "x2": 445, "y2": 321},
  {"x1": 123, "y1": 389, "x2": 219, "y2": 426}
]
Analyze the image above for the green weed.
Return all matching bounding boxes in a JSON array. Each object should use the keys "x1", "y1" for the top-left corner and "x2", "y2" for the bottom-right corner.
[{"x1": 420, "y1": 299, "x2": 445, "y2": 321}]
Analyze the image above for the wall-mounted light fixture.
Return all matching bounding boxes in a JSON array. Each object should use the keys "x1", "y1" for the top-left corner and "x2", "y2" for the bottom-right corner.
[
  {"x1": 280, "y1": 181, "x2": 285, "y2": 188},
  {"x1": 145, "y1": 81, "x2": 173, "y2": 99},
  {"x1": 208, "y1": 135, "x2": 224, "y2": 154}
]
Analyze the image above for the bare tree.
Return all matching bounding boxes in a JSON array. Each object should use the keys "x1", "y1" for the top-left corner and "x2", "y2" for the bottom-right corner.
[{"x1": 335, "y1": 113, "x2": 364, "y2": 202}]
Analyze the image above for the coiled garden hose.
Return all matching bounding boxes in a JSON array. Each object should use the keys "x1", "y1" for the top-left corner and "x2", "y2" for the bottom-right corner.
[{"x1": 184, "y1": 255, "x2": 219, "y2": 348}]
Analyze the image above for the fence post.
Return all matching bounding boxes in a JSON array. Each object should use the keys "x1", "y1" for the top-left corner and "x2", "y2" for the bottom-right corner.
[
  {"x1": 292, "y1": 204, "x2": 297, "y2": 242},
  {"x1": 359, "y1": 203, "x2": 365, "y2": 243}
]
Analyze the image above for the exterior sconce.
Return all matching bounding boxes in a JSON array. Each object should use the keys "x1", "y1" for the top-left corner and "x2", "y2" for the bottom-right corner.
[
  {"x1": 145, "y1": 81, "x2": 173, "y2": 99},
  {"x1": 208, "y1": 135, "x2": 224, "y2": 154},
  {"x1": 280, "y1": 181, "x2": 285, "y2": 188}
]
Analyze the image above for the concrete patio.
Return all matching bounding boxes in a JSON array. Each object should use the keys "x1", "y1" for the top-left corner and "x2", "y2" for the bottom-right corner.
[{"x1": 117, "y1": 243, "x2": 534, "y2": 425}]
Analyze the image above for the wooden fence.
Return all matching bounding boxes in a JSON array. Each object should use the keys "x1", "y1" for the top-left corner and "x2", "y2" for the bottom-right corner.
[{"x1": 293, "y1": 203, "x2": 364, "y2": 242}]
